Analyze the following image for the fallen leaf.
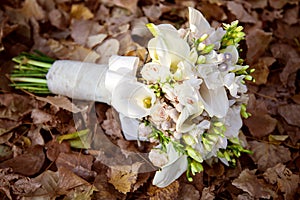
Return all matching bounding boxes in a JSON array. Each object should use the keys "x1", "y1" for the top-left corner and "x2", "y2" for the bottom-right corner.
[
  {"x1": 107, "y1": 162, "x2": 142, "y2": 194},
  {"x1": 148, "y1": 180, "x2": 180, "y2": 200},
  {"x1": 27, "y1": 125, "x2": 44, "y2": 146},
  {"x1": 111, "y1": 0, "x2": 138, "y2": 13},
  {"x1": 93, "y1": 172, "x2": 125, "y2": 200},
  {"x1": 279, "y1": 58, "x2": 300, "y2": 86},
  {"x1": 263, "y1": 163, "x2": 299, "y2": 200},
  {"x1": 142, "y1": 5, "x2": 162, "y2": 21},
  {"x1": 36, "y1": 95, "x2": 85, "y2": 114},
  {"x1": 70, "y1": 19, "x2": 103, "y2": 46},
  {"x1": 200, "y1": 186, "x2": 215, "y2": 200},
  {"x1": 278, "y1": 104, "x2": 300, "y2": 126},
  {"x1": 31, "y1": 109, "x2": 53, "y2": 124},
  {"x1": 55, "y1": 152, "x2": 96, "y2": 180},
  {"x1": 86, "y1": 34, "x2": 107, "y2": 49},
  {"x1": 291, "y1": 94, "x2": 300, "y2": 104},
  {"x1": 232, "y1": 169, "x2": 275, "y2": 199},
  {"x1": 274, "y1": 21, "x2": 300, "y2": 40},
  {"x1": 268, "y1": 0, "x2": 298, "y2": 9},
  {"x1": 246, "y1": 29, "x2": 272, "y2": 65},
  {"x1": 247, "y1": 0, "x2": 268, "y2": 8},
  {"x1": 48, "y1": 9, "x2": 70, "y2": 30},
  {"x1": 251, "y1": 57, "x2": 276, "y2": 85},
  {"x1": 283, "y1": 6, "x2": 299, "y2": 25},
  {"x1": 70, "y1": 4, "x2": 94, "y2": 20},
  {"x1": 95, "y1": 38, "x2": 120, "y2": 64},
  {"x1": 0, "y1": 144, "x2": 12, "y2": 162},
  {"x1": 244, "y1": 113, "x2": 277, "y2": 138},
  {"x1": 20, "y1": 0, "x2": 46, "y2": 21},
  {"x1": 270, "y1": 43, "x2": 298, "y2": 64},
  {"x1": 101, "y1": 108, "x2": 123, "y2": 139},
  {"x1": 0, "y1": 145, "x2": 45, "y2": 176},
  {"x1": 249, "y1": 141, "x2": 291, "y2": 171},
  {"x1": 46, "y1": 140, "x2": 71, "y2": 162},
  {"x1": 261, "y1": 9, "x2": 283, "y2": 22},
  {"x1": 178, "y1": 183, "x2": 200, "y2": 200},
  {"x1": 227, "y1": 1, "x2": 256, "y2": 23},
  {"x1": 47, "y1": 39, "x2": 100, "y2": 62},
  {"x1": 57, "y1": 166, "x2": 92, "y2": 193}
]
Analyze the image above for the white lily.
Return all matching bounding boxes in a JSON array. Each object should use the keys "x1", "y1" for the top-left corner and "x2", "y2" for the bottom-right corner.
[
  {"x1": 152, "y1": 143, "x2": 188, "y2": 188},
  {"x1": 147, "y1": 23, "x2": 190, "y2": 71}
]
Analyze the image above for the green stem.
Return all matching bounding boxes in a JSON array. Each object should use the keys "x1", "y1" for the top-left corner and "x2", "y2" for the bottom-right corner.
[{"x1": 10, "y1": 51, "x2": 55, "y2": 94}]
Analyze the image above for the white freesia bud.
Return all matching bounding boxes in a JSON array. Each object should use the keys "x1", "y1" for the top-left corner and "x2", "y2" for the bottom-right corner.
[{"x1": 149, "y1": 148, "x2": 169, "y2": 168}]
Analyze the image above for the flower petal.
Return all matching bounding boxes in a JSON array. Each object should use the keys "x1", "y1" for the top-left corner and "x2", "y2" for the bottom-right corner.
[
  {"x1": 119, "y1": 114, "x2": 148, "y2": 141},
  {"x1": 152, "y1": 143, "x2": 188, "y2": 188},
  {"x1": 199, "y1": 82, "x2": 229, "y2": 118},
  {"x1": 111, "y1": 80, "x2": 156, "y2": 118}
]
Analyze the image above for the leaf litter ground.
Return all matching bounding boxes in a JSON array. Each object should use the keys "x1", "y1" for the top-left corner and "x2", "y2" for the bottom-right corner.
[{"x1": 0, "y1": 0, "x2": 299, "y2": 199}]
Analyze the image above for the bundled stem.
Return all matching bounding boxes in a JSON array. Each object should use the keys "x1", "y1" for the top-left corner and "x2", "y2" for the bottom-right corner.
[{"x1": 10, "y1": 51, "x2": 55, "y2": 94}]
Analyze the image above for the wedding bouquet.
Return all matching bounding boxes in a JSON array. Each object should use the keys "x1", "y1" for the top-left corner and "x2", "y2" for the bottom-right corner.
[{"x1": 10, "y1": 7, "x2": 253, "y2": 188}]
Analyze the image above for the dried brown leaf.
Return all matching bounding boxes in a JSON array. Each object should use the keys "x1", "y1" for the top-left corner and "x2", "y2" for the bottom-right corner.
[
  {"x1": 55, "y1": 152, "x2": 95, "y2": 180},
  {"x1": 263, "y1": 163, "x2": 299, "y2": 199},
  {"x1": 142, "y1": 5, "x2": 162, "y2": 21},
  {"x1": 93, "y1": 173, "x2": 125, "y2": 200},
  {"x1": 280, "y1": 58, "x2": 300, "y2": 86},
  {"x1": 46, "y1": 140, "x2": 71, "y2": 162},
  {"x1": 247, "y1": 0, "x2": 268, "y2": 9},
  {"x1": 48, "y1": 9, "x2": 70, "y2": 30},
  {"x1": 283, "y1": 6, "x2": 299, "y2": 25},
  {"x1": 178, "y1": 183, "x2": 200, "y2": 200},
  {"x1": 0, "y1": 94, "x2": 35, "y2": 121},
  {"x1": 27, "y1": 125, "x2": 44, "y2": 146},
  {"x1": 36, "y1": 96, "x2": 84, "y2": 114},
  {"x1": 95, "y1": 38, "x2": 120, "y2": 64},
  {"x1": 275, "y1": 21, "x2": 300, "y2": 40},
  {"x1": 200, "y1": 186, "x2": 215, "y2": 200},
  {"x1": 246, "y1": 29, "x2": 272, "y2": 65},
  {"x1": 112, "y1": 0, "x2": 138, "y2": 13},
  {"x1": 244, "y1": 113, "x2": 277, "y2": 138},
  {"x1": 70, "y1": 19, "x2": 103, "y2": 46},
  {"x1": 101, "y1": 108, "x2": 123, "y2": 139},
  {"x1": 0, "y1": 145, "x2": 45, "y2": 176},
  {"x1": 278, "y1": 104, "x2": 300, "y2": 126},
  {"x1": 268, "y1": 0, "x2": 298, "y2": 9},
  {"x1": 47, "y1": 39, "x2": 100, "y2": 62},
  {"x1": 232, "y1": 169, "x2": 274, "y2": 199},
  {"x1": 70, "y1": 4, "x2": 94, "y2": 20},
  {"x1": 148, "y1": 180, "x2": 180, "y2": 200},
  {"x1": 227, "y1": 1, "x2": 256, "y2": 23},
  {"x1": 0, "y1": 145, "x2": 12, "y2": 162},
  {"x1": 20, "y1": 0, "x2": 46, "y2": 21},
  {"x1": 251, "y1": 57, "x2": 275, "y2": 85},
  {"x1": 31, "y1": 109, "x2": 53, "y2": 124},
  {"x1": 249, "y1": 141, "x2": 291, "y2": 171},
  {"x1": 107, "y1": 162, "x2": 142, "y2": 194},
  {"x1": 57, "y1": 166, "x2": 91, "y2": 193}
]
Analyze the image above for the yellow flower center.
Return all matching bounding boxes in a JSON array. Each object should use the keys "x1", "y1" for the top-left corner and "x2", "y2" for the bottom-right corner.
[{"x1": 143, "y1": 97, "x2": 152, "y2": 109}]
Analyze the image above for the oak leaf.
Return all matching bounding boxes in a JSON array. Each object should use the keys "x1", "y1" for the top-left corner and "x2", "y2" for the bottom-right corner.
[
  {"x1": 107, "y1": 162, "x2": 142, "y2": 194},
  {"x1": 249, "y1": 141, "x2": 291, "y2": 171}
]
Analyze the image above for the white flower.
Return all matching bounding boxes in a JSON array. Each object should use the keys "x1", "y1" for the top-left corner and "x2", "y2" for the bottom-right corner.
[
  {"x1": 188, "y1": 7, "x2": 225, "y2": 49},
  {"x1": 222, "y1": 106, "x2": 242, "y2": 138},
  {"x1": 141, "y1": 62, "x2": 171, "y2": 83},
  {"x1": 111, "y1": 79, "x2": 156, "y2": 118},
  {"x1": 138, "y1": 123, "x2": 153, "y2": 138},
  {"x1": 150, "y1": 102, "x2": 168, "y2": 123},
  {"x1": 149, "y1": 148, "x2": 169, "y2": 168},
  {"x1": 199, "y1": 82, "x2": 229, "y2": 118},
  {"x1": 152, "y1": 143, "x2": 188, "y2": 188},
  {"x1": 147, "y1": 23, "x2": 190, "y2": 71},
  {"x1": 119, "y1": 114, "x2": 149, "y2": 141}
]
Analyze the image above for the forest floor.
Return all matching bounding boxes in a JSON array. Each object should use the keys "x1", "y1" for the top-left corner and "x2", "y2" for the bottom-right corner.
[{"x1": 0, "y1": 0, "x2": 299, "y2": 199}]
